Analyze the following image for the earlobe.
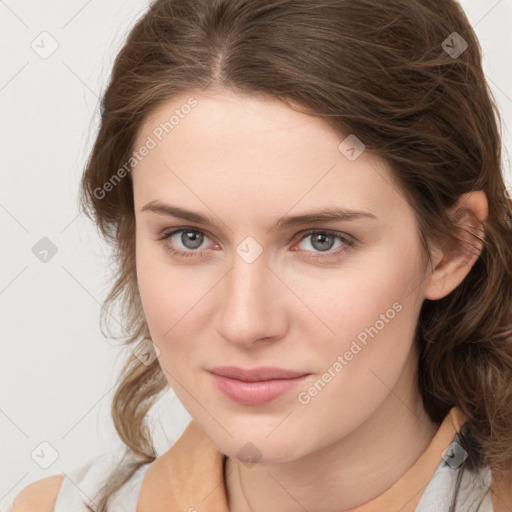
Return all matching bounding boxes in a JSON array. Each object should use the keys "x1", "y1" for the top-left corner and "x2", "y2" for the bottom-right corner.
[{"x1": 424, "y1": 191, "x2": 488, "y2": 301}]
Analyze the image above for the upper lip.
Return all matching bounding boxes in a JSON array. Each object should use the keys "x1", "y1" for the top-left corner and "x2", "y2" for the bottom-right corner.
[{"x1": 209, "y1": 366, "x2": 309, "y2": 382}]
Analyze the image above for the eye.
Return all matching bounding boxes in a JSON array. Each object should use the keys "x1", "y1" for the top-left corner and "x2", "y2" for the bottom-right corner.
[
  {"x1": 291, "y1": 229, "x2": 355, "y2": 260},
  {"x1": 158, "y1": 228, "x2": 215, "y2": 258},
  {"x1": 157, "y1": 228, "x2": 355, "y2": 260}
]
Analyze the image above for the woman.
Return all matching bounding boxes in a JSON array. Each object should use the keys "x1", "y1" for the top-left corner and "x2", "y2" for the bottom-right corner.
[{"x1": 10, "y1": 0, "x2": 512, "y2": 510}]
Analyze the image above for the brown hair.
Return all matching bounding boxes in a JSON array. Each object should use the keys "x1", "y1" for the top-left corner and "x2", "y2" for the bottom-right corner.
[{"x1": 79, "y1": 0, "x2": 512, "y2": 510}]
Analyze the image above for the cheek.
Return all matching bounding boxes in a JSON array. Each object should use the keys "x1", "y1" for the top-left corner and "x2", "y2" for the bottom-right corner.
[
  {"x1": 294, "y1": 239, "x2": 424, "y2": 351},
  {"x1": 291, "y1": 247, "x2": 425, "y2": 442},
  {"x1": 328, "y1": 243, "x2": 424, "y2": 371},
  {"x1": 299, "y1": 243, "x2": 426, "y2": 418},
  {"x1": 136, "y1": 241, "x2": 194, "y2": 346}
]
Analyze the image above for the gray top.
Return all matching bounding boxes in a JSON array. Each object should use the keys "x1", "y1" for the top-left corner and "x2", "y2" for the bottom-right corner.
[
  {"x1": 51, "y1": 453, "x2": 152, "y2": 512},
  {"x1": 416, "y1": 433, "x2": 493, "y2": 511}
]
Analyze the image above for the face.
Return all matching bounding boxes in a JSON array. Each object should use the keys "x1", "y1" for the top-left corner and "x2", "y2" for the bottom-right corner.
[{"x1": 132, "y1": 89, "x2": 431, "y2": 462}]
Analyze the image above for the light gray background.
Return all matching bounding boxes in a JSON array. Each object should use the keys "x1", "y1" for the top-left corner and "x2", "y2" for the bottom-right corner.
[{"x1": 1, "y1": 0, "x2": 511, "y2": 509}]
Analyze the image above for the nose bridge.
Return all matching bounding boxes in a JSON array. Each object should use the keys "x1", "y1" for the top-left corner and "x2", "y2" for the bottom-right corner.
[{"x1": 216, "y1": 241, "x2": 282, "y2": 346}]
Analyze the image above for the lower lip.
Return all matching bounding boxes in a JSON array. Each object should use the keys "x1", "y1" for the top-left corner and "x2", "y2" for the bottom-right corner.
[{"x1": 210, "y1": 373, "x2": 309, "y2": 405}]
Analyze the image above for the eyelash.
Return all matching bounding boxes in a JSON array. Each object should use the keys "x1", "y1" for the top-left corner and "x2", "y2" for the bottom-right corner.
[{"x1": 157, "y1": 228, "x2": 355, "y2": 261}]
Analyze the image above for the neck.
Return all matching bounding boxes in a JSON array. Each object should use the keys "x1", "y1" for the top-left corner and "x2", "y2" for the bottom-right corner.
[{"x1": 225, "y1": 361, "x2": 439, "y2": 512}]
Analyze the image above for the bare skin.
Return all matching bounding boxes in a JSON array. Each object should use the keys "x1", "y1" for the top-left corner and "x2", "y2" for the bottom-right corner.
[{"x1": 131, "y1": 89, "x2": 487, "y2": 511}]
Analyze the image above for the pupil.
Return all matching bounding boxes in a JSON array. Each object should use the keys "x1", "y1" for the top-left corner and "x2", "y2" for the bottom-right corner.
[
  {"x1": 183, "y1": 231, "x2": 202, "y2": 249},
  {"x1": 314, "y1": 233, "x2": 333, "y2": 252}
]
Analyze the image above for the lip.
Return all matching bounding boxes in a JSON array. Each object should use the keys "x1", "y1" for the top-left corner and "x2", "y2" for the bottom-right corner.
[{"x1": 209, "y1": 366, "x2": 310, "y2": 405}]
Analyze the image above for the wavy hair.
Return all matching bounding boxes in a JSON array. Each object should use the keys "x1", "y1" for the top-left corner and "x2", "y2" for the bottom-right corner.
[{"x1": 79, "y1": 0, "x2": 512, "y2": 510}]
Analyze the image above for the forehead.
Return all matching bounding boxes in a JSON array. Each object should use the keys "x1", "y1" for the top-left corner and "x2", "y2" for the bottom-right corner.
[
  {"x1": 131, "y1": 90, "x2": 407, "y2": 223},
  {"x1": 135, "y1": 90, "x2": 338, "y2": 161}
]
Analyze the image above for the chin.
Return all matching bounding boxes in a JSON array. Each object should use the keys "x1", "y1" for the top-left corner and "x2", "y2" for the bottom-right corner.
[{"x1": 206, "y1": 416, "x2": 309, "y2": 463}]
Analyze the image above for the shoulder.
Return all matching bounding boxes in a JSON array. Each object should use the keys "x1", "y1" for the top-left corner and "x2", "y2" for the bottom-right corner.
[
  {"x1": 9, "y1": 475, "x2": 65, "y2": 512},
  {"x1": 8, "y1": 452, "x2": 118, "y2": 512}
]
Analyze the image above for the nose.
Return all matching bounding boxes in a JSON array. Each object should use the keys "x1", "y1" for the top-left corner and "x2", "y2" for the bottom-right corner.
[{"x1": 215, "y1": 250, "x2": 288, "y2": 349}]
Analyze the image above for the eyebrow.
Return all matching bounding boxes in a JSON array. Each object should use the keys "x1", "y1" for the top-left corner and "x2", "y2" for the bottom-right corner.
[{"x1": 141, "y1": 200, "x2": 377, "y2": 233}]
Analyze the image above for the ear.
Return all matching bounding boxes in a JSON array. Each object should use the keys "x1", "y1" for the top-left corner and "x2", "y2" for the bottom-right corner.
[{"x1": 424, "y1": 191, "x2": 488, "y2": 301}]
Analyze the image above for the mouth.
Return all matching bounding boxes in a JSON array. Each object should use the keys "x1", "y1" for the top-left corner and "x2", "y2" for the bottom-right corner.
[{"x1": 208, "y1": 366, "x2": 310, "y2": 405}]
